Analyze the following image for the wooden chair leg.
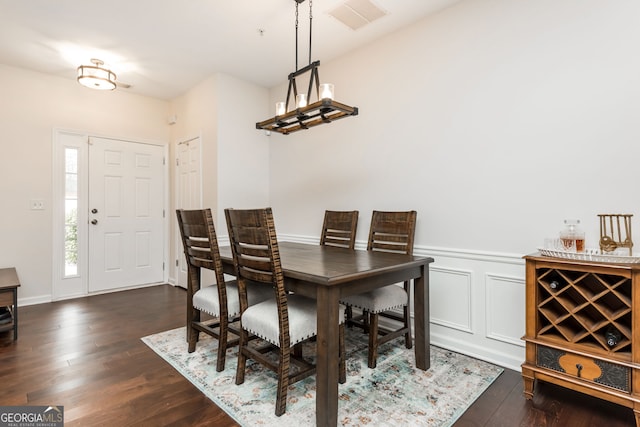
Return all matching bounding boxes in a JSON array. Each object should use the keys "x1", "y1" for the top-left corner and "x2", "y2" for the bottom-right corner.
[
  {"x1": 296, "y1": 343, "x2": 302, "y2": 356},
  {"x1": 339, "y1": 324, "x2": 346, "y2": 384},
  {"x1": 235, "y1": 330, "x2": 248, "y2": 385},
  {"x1": 368, "y1": 313, "x2": 379, "y2": 369},
  {"x1": 216, "y1": 316, "x2": 228, "y2": 372},
  {"x1": 403, "y1": 280, "x2": 412, "y2": 349},
  {"x1": 345, "y1": 306, "x2": 353, "y2": 327},
  {"x1": 275, "y1": 348, "x2": 291, "y2": 416},
  {"x1": 363, "y1": 309, "x2": 370, "y2": 334},
  {"x1": 187, "y1": 308, "x2": 199, "y2": 353},
  {"x1": 404, "y1": 304, "x2": 412, "y2": 349},
  {"x1": 187, "y1": 267, "x2": 201, "y2": 353}
]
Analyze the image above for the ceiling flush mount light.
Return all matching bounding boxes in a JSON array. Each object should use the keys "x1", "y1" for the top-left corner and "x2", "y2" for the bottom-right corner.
[
  {"x1": 256, "y1": 0, "x2": 358, "y2": 135},
  {"x1": 77, "y1": 58, "x2": 116, "y2": 90}
]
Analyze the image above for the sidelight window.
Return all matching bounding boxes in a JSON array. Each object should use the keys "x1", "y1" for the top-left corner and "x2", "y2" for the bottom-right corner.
[{"x1": 64, "y1": 147, "x2": 79, "y2": 277}]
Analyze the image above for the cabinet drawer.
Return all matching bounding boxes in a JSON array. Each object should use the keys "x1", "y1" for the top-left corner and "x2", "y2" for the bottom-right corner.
[{"x1": 537, "y1": 346, "x2": 631, "y2": 393}]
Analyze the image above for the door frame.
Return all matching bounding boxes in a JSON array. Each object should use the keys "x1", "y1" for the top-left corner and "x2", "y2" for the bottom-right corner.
[
  {"x1": 173, "y1": 134, "x2": 203, "y2": 288},
  {"x1": 52, "y1": 128, "x2": 169, "y2": 301}
]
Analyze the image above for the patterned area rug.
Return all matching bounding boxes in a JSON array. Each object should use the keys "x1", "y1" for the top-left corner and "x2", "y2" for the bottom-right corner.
[{"x1": 142, "y1": 327, "x2": 503, "y2": 426}]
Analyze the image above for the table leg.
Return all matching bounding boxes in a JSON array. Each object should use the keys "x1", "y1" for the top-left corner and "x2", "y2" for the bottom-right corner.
[
  {"x1": 315, "y1": 286, "x2": 340, "y2": 427},
  {"x1": 13, "y1": 288, "x2": 17, "y2": 340},
  {"x1": 413, "y1": 264, "x2": 429, "y2": 370}
]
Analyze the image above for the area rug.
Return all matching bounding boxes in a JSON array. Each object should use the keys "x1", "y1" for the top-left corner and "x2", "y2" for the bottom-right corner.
[{"x1": 142, "y1": 327, "x2": 503, "y2": 426}]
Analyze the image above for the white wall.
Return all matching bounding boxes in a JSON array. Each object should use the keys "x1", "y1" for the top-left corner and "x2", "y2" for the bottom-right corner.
[
  {"x1": 0, "y1": 64, "x2": 170, "y2": 303},
  {"x1": 168, "y1": 73, "x2": 270, "y2": 282},
  {"x1": 216, "y1": 73, "x2": 270, "y2": 224},
  {"x1": 266, "y1": 0, "x2": 640, "y2": 369}
]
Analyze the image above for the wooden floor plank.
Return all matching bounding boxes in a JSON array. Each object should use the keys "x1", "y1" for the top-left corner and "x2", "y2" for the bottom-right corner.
[{"x1": 0, "y1": 284, "x2": 636, "y2": 426}]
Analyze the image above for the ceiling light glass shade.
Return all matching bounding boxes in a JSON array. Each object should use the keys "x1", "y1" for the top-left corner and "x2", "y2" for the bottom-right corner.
[{"x1": 77, "y1": 59, "x2": 116, "y2": 91}]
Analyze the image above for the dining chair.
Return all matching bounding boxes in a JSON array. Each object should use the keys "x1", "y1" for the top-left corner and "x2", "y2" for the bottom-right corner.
[
  {"x1": 225, "y1": 207, "x2": 347, "y2": 417},
  {"x1": 340, "y1": 210, "x2": 417, "y2": 368},
  {"x1": 176, "y1": 208, "x2": 271, "y2": 372},
  {"x1": 320, "y1": 210, "x2": 359, "y2": 249}
]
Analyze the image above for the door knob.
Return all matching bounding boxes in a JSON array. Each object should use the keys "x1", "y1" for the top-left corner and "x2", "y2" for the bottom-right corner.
[
  {"x1": 91, "y1": 208, "x2": 98, "y2": 214},
  {"x1": 91, "y1": 219, "x2": 98, "y2": 225}
]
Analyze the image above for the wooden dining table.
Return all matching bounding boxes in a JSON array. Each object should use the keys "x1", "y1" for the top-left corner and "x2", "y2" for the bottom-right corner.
[{"x1": 218, "y1": 241, "x2": 434, "y2": 427}]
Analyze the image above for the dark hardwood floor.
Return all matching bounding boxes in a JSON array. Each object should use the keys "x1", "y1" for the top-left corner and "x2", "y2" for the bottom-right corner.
[{"x1": 0, "y1": 285, "x2": 635, "y2": 426}]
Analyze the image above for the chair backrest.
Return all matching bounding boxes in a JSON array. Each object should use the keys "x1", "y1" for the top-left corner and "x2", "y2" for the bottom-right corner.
[
  {"x1": 320, "y1": 210, "x2": 359, "y2": 249},
  {"x1": 176, "y1": 209, "x2": 226, "y2": 297},
  {"x1": 367, "y1": 210, "x2": 417, "y2": 256},
  {"x1": 224, "y1": 208, "x2": 290, "y2": 344}
]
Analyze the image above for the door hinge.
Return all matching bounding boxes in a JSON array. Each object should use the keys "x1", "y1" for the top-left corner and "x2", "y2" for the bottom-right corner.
[
  {"x1": 163, "y1": 157, "x2": 166, "y2": 165},
  {"x1": 176, "y1": 158, "x2": 179, "y2": 166},
  {"x1": 163, "y1": 209, "x2": 165, "y2": 218},
  {"x1": 175, "y1": 259, "x2": 179, "y2": 267},
  {"x1": 163, "y1": 262, "x2": 165, "y2": 271}
]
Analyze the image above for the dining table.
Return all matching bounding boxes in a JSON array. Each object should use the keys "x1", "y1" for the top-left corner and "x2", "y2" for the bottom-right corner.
[{"x1": 218, "y1": 241, "x2": 434, "y2": 427}]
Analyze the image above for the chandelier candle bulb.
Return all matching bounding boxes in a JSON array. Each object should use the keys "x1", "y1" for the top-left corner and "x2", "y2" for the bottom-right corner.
[
  {"x1": 319, "y1": 83, "x2": 334, "y2": 100},
  {"x1": 296, "y1": 93, "x2": 307, "y2": 108},
  {"x1": 275, "y1": 102, "x2": 286, "y2": 116}
]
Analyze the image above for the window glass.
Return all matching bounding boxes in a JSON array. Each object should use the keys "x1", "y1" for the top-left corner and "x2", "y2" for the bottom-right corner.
[{"x1": 64, "y1": 148, "x2": 79, "y2": 277}]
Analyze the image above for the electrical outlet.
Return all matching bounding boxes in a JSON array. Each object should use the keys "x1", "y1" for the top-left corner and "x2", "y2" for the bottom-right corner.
[{"x1": 30, "y1": 199, "x2": 45, "y2": 210}]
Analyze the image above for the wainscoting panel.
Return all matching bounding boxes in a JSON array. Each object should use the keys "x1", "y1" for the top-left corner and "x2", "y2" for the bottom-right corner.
[
  {"x1": 424, "y1": 246, "x2": 526, "y2": 370},
  {"x1": 485, "y1": 273, "x2": 526, "y2": 347},
  {"x1": 430, "y1": 267, "x2": 472, "y2": 333}
]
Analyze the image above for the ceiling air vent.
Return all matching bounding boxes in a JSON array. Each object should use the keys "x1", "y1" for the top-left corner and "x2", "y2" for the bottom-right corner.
[{"x1": 328, "y1": 0, "x2": 387, "y2": 31}]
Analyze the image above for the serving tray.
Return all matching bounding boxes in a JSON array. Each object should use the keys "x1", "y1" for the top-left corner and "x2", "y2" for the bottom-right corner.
[{"x1": 537, "y1": 248, "x2": 640, "y2": 264}]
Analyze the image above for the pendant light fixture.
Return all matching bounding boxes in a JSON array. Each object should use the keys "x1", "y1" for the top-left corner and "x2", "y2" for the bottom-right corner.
[
  {"x1": 256, "y1": 0, "x2": 358, "y2": 135},
  {"x1": 77, "y1": 58, "x2": 117, "y2": 91}
]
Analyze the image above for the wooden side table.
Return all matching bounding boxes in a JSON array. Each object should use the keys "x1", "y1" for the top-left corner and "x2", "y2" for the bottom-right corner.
[
  {"x1": 0, "y1": 268, "x2": 20, "y2": 340},
  {"x1": 522, "y1": 254, "x2": 640, "y2": 426}
]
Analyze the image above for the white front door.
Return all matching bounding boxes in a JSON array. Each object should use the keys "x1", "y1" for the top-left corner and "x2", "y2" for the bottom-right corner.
[
  {"x1": 175, "y1": 136, "x2": 202, "y2": 288},
  {"x1": 88, "y1": 137, "x2": 165, "y2": 292}
]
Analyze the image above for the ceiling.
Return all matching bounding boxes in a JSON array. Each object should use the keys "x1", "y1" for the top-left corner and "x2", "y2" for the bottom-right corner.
[{"x1": 0, "y1": 0, "x2": 461, "y2": 100}]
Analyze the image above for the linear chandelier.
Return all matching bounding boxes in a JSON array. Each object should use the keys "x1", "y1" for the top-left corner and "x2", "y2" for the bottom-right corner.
[
  {"x1": 256, "y1": 0, "x2": 358, "y2": 135},
  {"x1": 77, "y1": 58, "x2": 117, "y2": 91}
]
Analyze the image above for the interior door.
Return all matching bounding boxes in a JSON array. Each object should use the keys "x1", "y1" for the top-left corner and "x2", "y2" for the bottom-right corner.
[
  {"x1": 88, "y1": 137, "x2": 165, "y2": 292},
  {"x1": 175, "y1": 136, "x2": 202, "y2": 288}
]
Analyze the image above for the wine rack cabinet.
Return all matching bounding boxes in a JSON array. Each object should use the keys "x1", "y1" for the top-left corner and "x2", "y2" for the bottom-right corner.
[{"x1": 522, "y1": 255, "x2": 640, "y2": 426}]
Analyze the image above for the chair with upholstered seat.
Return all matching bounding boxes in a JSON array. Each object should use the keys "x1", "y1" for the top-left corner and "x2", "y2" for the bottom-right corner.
[
  {"x1": 176, "y1": 208, "x2": 271, "y2": 372},
  {"x1": 225, "y1": 207, "x2": 346, "y2": 417},
  {"x1": 340, "y1": 210, "x2": 417, "y2": 368},
  {"x1": 320, "y1": 210, "x2": 359, "y2": 249}
]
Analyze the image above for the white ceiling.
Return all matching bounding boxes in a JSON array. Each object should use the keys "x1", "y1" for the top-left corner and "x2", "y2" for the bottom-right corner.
[{"x1": 0, "y1": 0, "x2": 461, "y2": 100}]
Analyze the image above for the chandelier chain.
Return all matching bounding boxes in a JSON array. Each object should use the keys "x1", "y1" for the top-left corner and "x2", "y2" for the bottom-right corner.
[
  {"x1": 295, "y1": 1, "x2": 299, "y2": 71},
  {"x1": 308, "y1": 0, "x2": 313, "y2": 65}
]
